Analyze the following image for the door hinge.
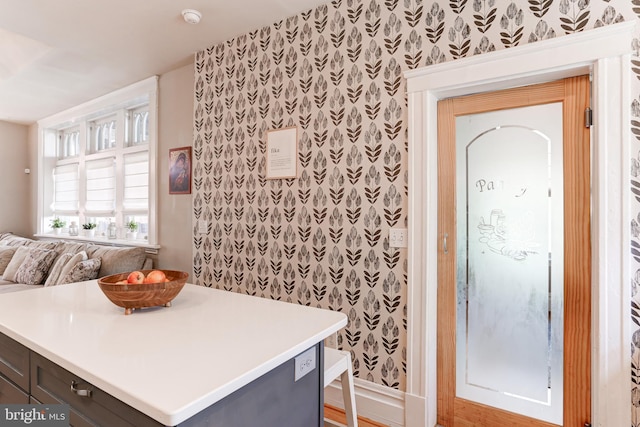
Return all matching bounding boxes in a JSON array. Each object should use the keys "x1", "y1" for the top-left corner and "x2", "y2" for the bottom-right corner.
[
  {"x1": 584, "y1": 423, "x2": 591, "y2": 427},
  {"x1": 585, "y1": 107, "x2": 593, "y2": 128}
]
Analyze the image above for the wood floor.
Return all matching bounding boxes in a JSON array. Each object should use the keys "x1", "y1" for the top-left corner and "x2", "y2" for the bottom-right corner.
[{"x1": 324, "y1": 404, "x2": 389, "y2": 427}]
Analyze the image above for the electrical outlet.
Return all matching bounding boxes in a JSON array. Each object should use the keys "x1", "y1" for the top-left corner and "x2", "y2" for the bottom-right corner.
[
  {"x1": 294, "y1": 347, "x2": 316, "y2": 381},
  {"x1": 197, "y1": 220, "x2": 208, "y2": 234},
  {"x1": 389, "y1": 228, "x2": 408, "y2": 248}
]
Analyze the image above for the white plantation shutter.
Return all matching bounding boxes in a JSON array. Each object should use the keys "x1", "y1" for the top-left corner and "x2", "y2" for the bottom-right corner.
[
  {"x1": 53, "y1": 163, "x2": 79, "y2": 212},
  {"x1": 85, "y1": 157, "x2": 115, "y2": 213},
  {"x1": 123, "y1": 151, "x2": 149, "y2": 211}
]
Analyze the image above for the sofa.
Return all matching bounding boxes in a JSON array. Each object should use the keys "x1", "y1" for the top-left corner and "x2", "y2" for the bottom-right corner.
[{"x1": 0, "y1": 233, "x2": 153, "y2": 294}]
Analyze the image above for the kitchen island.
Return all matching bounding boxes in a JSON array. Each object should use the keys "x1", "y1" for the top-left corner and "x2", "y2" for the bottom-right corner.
[{"x1": 0, "y1": 280, "x2": 347, "y2": 426}]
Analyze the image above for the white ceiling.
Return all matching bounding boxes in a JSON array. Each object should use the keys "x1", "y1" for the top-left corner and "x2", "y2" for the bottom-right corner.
[{"x1": 0, "y1": 0, "x2": 329, "y2": 125}]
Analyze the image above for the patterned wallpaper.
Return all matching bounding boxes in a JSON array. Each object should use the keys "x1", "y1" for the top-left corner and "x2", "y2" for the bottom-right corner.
[{"x1": 191, "y1": 0, "x2": 638, "y2": 409}]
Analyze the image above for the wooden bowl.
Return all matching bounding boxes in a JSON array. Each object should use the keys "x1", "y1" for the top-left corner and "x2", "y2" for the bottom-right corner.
[{"x1": 97, "y1": 270, "x2": 188, "y2": 315}]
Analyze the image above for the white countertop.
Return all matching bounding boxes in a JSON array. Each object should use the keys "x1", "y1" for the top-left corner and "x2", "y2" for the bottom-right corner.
[{"x1": 0, "y1": 281, "x2": 347, "y2": 425}]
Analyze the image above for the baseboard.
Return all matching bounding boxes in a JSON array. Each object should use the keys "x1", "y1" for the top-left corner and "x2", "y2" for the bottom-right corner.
[
  {"x1": 404, "y1": 392, "x2": 428, "y2": 427},
  {"x1": 324, "y1": 377, "x2": 406, "y2": 427}
]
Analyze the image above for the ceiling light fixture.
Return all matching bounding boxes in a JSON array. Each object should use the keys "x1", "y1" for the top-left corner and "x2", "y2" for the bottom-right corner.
[{"x1": 181, "y1": 9, "x2": 202, "y2": 25}]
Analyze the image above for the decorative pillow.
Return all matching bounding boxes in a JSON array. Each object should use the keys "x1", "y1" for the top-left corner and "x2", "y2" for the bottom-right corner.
[
  {"x1": 2, "y1": 247, "x2": 32, "y2": 282},
  {"x1": 44, "y1": 253, "x2": 73, "y2": 287},
  {"x1": 0, "y1": 235, "x2": 58, "y2": 250},
  {"x1": 85, "y1": 246, "x2": 146, "y2": 277},
  {"x1": 53, "y1": 251, "x2": 88, "y2": 286},
  {"x1": 55, "y1": 242, "x2": 90, "y2": 255},
  {"x1": 14, "y1": 249, "x2": 58, "y2": 285},
  {"x1": 0, "y1": 247, "x2": 17, "y2": 276},
  {"x1": 0, "y1": 235, "x2": 32, "y2": 247},
  {"x1": 59, "y1": 258, "x2": 102, "y2": 285},
  {"x1": 44, "y1": 252, "x2": 87, "y2": 286},
  {"x1": 24, "y1": 241, "x2": 59, "y2": 251}
]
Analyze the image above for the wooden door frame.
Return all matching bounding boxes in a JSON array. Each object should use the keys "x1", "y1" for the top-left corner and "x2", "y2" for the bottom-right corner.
[
  {"x1": 403, "y1": 21, "x2": 635, "y2": 427},
  {"x1": 437, "y1": 77, "x2": 591, "y2": 426}
]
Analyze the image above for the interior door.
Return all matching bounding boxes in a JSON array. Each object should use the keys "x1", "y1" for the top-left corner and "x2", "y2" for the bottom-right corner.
[{"x1": 436, "y1": 76, "x2": 591, "y2": 427}]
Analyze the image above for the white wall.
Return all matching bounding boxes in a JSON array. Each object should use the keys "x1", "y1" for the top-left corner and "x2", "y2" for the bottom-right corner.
[
  {"x1": 157, "y1": 63, "x2": 195, "y2": 275},
  {"x1": 0, "y1": 121, "x2": 31, "y2": 237}
]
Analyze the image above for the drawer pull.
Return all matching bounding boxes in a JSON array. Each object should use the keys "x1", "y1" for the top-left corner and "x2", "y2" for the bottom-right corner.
[{"x1": 70, "y1": 380, "x2": 92, "y2": 397}]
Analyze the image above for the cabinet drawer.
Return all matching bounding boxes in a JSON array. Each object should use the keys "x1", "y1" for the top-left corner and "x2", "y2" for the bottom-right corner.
[
  {"x1": 0, "y1": 333, "x2": 29, "y2": 391},
  {"x1": 31, "y1": 394, "x2": 94, "y2": 427},
  {"x1": 31, "y1": 353, "x2": 162, "y2": 427},
  {"x1": 0, "y1": 373, "x2": 28, "y2": 403}
]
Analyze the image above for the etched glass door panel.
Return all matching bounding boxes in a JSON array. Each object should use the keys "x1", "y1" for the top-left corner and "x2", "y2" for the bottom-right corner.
[{"x1": 455, "y1": 103, "x2": 563, "y2": 424}]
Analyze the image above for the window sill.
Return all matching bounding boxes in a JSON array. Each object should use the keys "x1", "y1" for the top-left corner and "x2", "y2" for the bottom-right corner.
[{"x1": 34, "y1": 234, "x2": 160, "y2": 254}]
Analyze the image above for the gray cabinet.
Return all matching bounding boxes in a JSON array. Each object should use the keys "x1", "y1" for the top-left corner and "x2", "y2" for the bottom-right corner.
[
  {"x1": 0, "y1": 332, "x2": 29, "y2": 403},
  {"x1": 0, "y1": 374, "x2": 29, "y2": 403},
  {"x1": 183, "y1": 343, "x2": 324, "y2": 427},
  {"x1": 1, "y1": 332, "x2": 324, "y2": 426},
  {"x1": 31, "y1": 352, "x2": 162, "y2": 427},
  {"x1": 0, "y1": 333, "x2": 160, "y2": 427},
  {"x1": 0, "y1": 332, "x2": 29, "y2": 390}
]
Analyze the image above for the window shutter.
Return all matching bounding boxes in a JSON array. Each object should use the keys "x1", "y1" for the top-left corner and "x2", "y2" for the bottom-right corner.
[
  {"x1": 123, "y1": 151, "x2": 149, "y2": 211},
  {"x1": 53, "y1": 163, "x2": 79, "y2": 212},
  {"x1": 86, "y1": 157, "x2": 115, "y2": 213}
]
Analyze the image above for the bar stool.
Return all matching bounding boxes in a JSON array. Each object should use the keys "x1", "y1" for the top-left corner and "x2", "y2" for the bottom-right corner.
[{"x1": 324, "y1": 347, "x2": 358, "y2": 427}]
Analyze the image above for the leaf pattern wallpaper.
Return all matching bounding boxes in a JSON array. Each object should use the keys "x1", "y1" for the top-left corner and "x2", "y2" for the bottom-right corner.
[{"x1": 191, "y1": 0, "x2": 640, "y2": 415}]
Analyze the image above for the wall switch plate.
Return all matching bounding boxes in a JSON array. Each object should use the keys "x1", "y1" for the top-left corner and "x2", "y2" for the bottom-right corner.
[
  {"x1": 389, "y1": 228, "x2": 408, "y2": 248},
  {"x1": 294, "y1": 347, "x2": 316, "y2": 382},
  {"x1": 197, "y1": 220, "x2": 208, "y2": 234}
]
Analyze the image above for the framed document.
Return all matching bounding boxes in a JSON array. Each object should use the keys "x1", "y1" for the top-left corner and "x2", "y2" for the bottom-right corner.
[{"x1": 266, "y1": 126, "x2": 297, "y2": 179}]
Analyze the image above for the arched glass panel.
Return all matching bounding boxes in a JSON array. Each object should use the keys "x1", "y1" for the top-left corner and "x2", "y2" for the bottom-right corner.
[{"x1": 455, "y1": 103, "x2": 564, "y2": 424}]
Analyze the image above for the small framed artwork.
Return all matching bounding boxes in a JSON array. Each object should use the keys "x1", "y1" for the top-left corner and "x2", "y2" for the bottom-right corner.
[
  {"x1": 169, "y1": 146, "x2": 192, "y2": 194},
  {"x1": 266, "y1": 126, "x2": 298, "y2": 179}
]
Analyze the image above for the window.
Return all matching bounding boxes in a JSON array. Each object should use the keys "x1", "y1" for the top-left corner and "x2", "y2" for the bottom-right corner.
[
  {"x1": 53, "y1": 163, "x2": 79, "y2": 212},
  {"x1": 37, "y1": 77, "x2": 158, "y2": 247},
  {"x1": 85, "y1": 157, "x2": 116, "y2": 213},
  {"x1": 128, "y1": 107, "x2": 149, "y2": 146},
  {"x1": 90, "y1": 116, "x2": 117, "y2": 153},
  {"x1": 58, "y1": 128, "x2": 80, "y2": 159},
  {"x1": 123, "y1": 151, "x2": 149, "y2": 210}
]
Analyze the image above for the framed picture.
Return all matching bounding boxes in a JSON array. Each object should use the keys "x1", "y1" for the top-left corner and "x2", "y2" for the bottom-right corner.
[
  {"x1": 266, "y1": 126, "x2": 298, "y2": 179},
  {"x1": 169, "y1": 146, "x2": 192, "y2": 194}
]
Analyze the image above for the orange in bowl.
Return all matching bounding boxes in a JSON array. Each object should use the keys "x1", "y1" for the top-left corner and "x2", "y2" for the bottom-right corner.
[{"x1": 97, "y1": 270, "x2": 188, "y2": 315}]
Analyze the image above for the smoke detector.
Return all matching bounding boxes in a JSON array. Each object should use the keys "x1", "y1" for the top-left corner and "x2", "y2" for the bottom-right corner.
[{"x1": 182, "y1": 9, "x2": 202, "y2": 24}]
